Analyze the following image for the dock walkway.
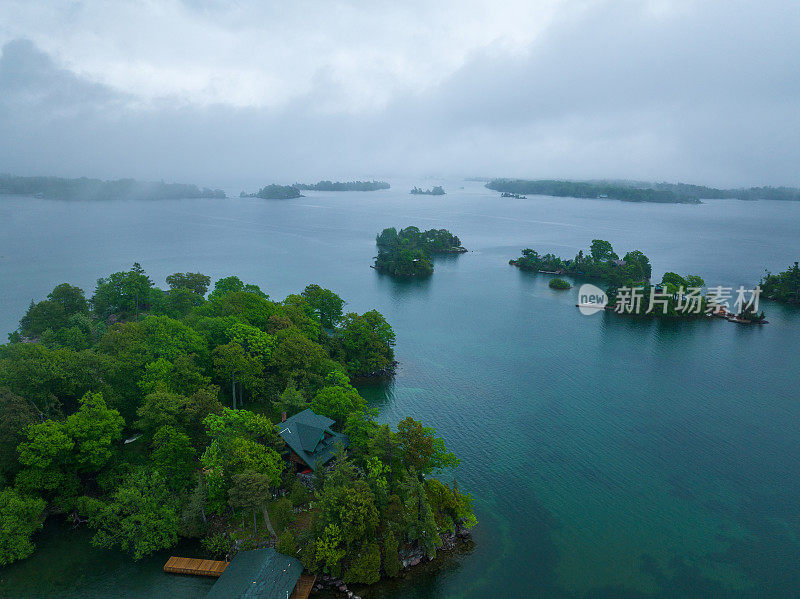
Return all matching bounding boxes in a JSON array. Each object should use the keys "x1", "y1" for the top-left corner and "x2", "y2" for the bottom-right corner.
[
  {"x1": 290, "y1": 573, "x2": 317, "y2": 599},
  {"x1": 163, "y1": 556, "x2": 228, "y2": 577}
]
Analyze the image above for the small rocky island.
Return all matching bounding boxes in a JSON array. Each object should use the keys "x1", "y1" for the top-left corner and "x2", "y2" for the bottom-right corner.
[
  {"x1": 410, "y1": 186, "x2": 445, "y2": 196},
  {"x1": 374, "y1": 226, "x2": 466, "y2": 277},
  {"x1": 548, "y1": 278, "x2": 571, "y2": 289},
  {"x1": 241, "y1": 184, "x2": 303, "y2": 199}
]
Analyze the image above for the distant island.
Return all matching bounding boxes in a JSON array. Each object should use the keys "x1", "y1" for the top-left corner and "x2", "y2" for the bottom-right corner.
[
  {"x1": 294, "y1": 180, "x2": 390, "y2": 191},
  {"x1": 374, "y1": 226, "x2": 466, "y2": 277},
  {"x1": 410, "y1": 186, "x2": 445, "y2": 196},
  {"x1": 761, "y1": 261, "x2": 800, "y2": 304},
  {"x1": 241, "y1": 184, "x2": 303, "y2": 199},
  {"x1": 487, "y1": 178, "x2": 800, "y2": 204},
  {"x1": 511, "y1": 240, "x2": 766, "y2": 322},
  {"x1": 0, "y1": 175, "x2": 225, "y2": 200}
]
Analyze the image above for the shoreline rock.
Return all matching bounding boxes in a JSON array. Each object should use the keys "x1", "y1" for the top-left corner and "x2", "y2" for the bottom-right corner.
[{"x1": 312, "y1": 526, "x2": 473, "y2": 596}]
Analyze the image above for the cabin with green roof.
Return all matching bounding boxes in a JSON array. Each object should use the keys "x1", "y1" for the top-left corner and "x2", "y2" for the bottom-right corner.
[
  {"x1": 204, "y1": 548, "x2": 315, "y2": 599},
  {"x1": 277, "y1": 408, "x2": 348, "y2": 472}
]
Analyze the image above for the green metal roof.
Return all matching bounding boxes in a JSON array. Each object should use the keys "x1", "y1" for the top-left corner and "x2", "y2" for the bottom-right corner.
[
  {"x1": 296, "y1": 422, "x2": 323, "y2": 453},
  {"x1": 277, "y1": 408, "x2": 348, "y2": 471},
  {"x1": 205, "y1": 548, "x2": 302, "y2": 599}
]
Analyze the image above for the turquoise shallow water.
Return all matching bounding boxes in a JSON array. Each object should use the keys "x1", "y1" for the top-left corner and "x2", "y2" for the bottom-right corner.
[{"x1": 1, "y1": 182, "x2": 799, "y2": 598}]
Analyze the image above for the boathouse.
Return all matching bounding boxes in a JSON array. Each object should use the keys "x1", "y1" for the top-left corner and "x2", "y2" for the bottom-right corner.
[
  {"x1": 205, "y1": 548, "x2": 315, "y2": 599},
  {"x1": 277, "y1": 408, "x2": 348, "y2": 471}
]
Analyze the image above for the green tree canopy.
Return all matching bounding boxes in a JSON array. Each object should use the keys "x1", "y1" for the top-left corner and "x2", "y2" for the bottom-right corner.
[
  {"x1": 337, "y1": 311, "x2": 395, "y2": 377},
  {"x1": 302, "y1": 284, "x2": 345, "y2": 329},
  {"x1": 0, "y1": 488, "x2": 46, "y2": 566},
  {"x1": 16, "y1": 392, "x2": 123, "y2": 506},
  {"x1": 91, "y1": 263, "x2": 154, "y2": 317},
  {"x1": 311, "y1": 385, "x2": 367, "y2": 426},
  {"x1": 165, "y1": 272, "x2": 211, "y2": 295},
  {"x1": 19, "y1": 283, "x2": 89, "y2": 338},
  {"x1": 151, "y1": 425, "x2": 196, "y2": 492},
  {"x1": 0, "y1": 387, "x2": 38, "y2": 479},
  {"x1": 228, "y1": 470, "x2": 272, "y2": 535},
  {"x1": 207, "y1": 276, "x2": 268, "y2": 303},
  {"x1": 590, "y1": 239, "x2": 617, "y2": 262},
  {"x1": 80, "y1": 467, "x2": 179, "y2": 559},
  {"x1": 396, "y1": 417, "x2": 460, "y2": 475}
]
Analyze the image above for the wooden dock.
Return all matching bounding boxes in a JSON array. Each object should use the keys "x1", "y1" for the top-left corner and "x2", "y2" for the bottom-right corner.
[
  {"x1": 163, "y1": 556, "x2": 228, "y2": 577},
  {"x1": 290, "y1": 573, "x2": 317, "y2": 599}
]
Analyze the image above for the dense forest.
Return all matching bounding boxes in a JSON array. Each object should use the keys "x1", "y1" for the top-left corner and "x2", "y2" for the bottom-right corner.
[
  {"x1": 410, "y1": 186, "x2": 445, "y2": 196},
  {"x1": 294, "y1": 181, "x2": 390, "y2": 191},
  {"x1": 0, "y1": 266, "x2": 475, "y2": 584},
  {"x1": 0, "y1": 175, "x2": 225, "y2": 200},
  {"x1": 487, "y1": 179, "x2": 800, "y2": 203},
  {"x1": 374, "y1": 227, "x2": 466, "y2": 278},
  {"x1": 240, "y1": 185, "x2": 303, "y2": 199},
  {"x1": 761, "y1": 261, "x2": 800, "y2": 304}
]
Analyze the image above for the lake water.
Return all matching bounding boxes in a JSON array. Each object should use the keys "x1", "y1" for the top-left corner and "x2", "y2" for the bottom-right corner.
[{"x1": 1, "y1": 182, "x2": 799, "y2": 598}]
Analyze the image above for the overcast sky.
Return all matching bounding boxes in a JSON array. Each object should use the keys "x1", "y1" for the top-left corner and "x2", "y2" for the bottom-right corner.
[{"x1": 1, "y1": 0, "x2": 798, "y2": 189}]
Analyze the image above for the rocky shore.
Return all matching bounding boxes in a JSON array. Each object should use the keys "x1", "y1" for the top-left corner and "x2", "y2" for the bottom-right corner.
[{"x1": 312, "y1": 525, "x2": 472, "y2": 596}]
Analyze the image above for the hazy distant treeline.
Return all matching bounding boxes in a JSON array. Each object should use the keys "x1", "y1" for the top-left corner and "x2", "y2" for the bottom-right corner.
[
  {"x1": 0, "y1": 175, "x2": 226, "y2": 200},
  {"x1": 240, "y1": 184, "x2": 303, "y2": 199},
  {"x1": 294, "y1": 180, "x2": 390, "y2": 191},
  {"x1": 487, "y1": 179, "x2": 800, "y2": 203}
]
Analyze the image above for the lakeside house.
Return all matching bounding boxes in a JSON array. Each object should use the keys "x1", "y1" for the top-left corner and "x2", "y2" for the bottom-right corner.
[
  {"x1": 205, "y1": 548, "x2": 314, "y2": 599},
  {"x1": 277, "y1": 409, "x2": 349, "y2": 472}
]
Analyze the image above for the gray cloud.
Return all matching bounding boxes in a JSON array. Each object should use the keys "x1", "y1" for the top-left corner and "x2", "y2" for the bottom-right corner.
[{"x1": 0, "y1": 1, "x2": 798, "y2": 188}]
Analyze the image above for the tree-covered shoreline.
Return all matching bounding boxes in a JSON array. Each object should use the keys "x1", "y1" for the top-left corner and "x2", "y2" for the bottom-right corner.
[
  {"x1": 374, "y1": 227, "x2": 466, "y2": 278},
  {"x1": 510, "y1": 240, "x2": 765, "y2": 321},
  {"x1": 760, "y1": 261, "x2": 800, "y2": 304},
  {"x1": 487, "y1": 178, "x2": 800, "y2": 204},
  {"x1": 0, "y1": 265, "x2": 475, "y2": 584},
  {"x1": 294, "y1": 181, "x2": 390, "y2": 192},
  {"x1": 0, "y1": 175, "x2": 225, "y2": 201}
]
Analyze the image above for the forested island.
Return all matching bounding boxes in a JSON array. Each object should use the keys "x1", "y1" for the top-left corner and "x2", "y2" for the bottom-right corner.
[
  {"x1": 511, "y1": 240, "x2": 765, "y2": 321},
  {"x1": 294, "y1": 181, "x2": 390, "y2": 191},
  {"x1": 0, "y1": 266, "x2": 476, "y2": 587},
  {"x1": 0, "y1": 175, "x2": 225, "y2": 200},
  {"x1": 374, "y1": 227, "x2": 466, "y2": 278},
  {"x1": 241, "y1": 184, "x2": 303, "y2": 199},
  {"x1": 410, "y1": 186, "x2": 445, "y2": 196},
  {"x1": 487, "y1": 178, "x2": 800, "y2": 204},
  {"x1": 761, "y1": 261, "x2": 800, "y2": 304},
  {"x1": 548, "y1": 278, "x2": 571, "y2": 290}
]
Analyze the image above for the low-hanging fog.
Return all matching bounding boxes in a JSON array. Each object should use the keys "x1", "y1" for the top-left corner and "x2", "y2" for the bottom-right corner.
[{"x1": 1, "y1": 0, "x2": 798, "y2": 190}]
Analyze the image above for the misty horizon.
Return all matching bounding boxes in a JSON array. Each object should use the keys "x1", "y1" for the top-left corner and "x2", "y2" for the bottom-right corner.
[{"x1": 2, "y1": 1, "x2": 799, "y2": 189}]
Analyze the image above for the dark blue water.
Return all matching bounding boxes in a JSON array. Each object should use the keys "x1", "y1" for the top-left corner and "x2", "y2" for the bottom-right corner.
[{"x1": 1, "y1": 182, "x2": 799, "y2": 598}]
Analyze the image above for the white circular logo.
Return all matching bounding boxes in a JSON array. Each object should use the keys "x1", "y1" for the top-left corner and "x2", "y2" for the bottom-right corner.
[{"x1": 577, "y1": 283, "x2": 608, "y2": 315}]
